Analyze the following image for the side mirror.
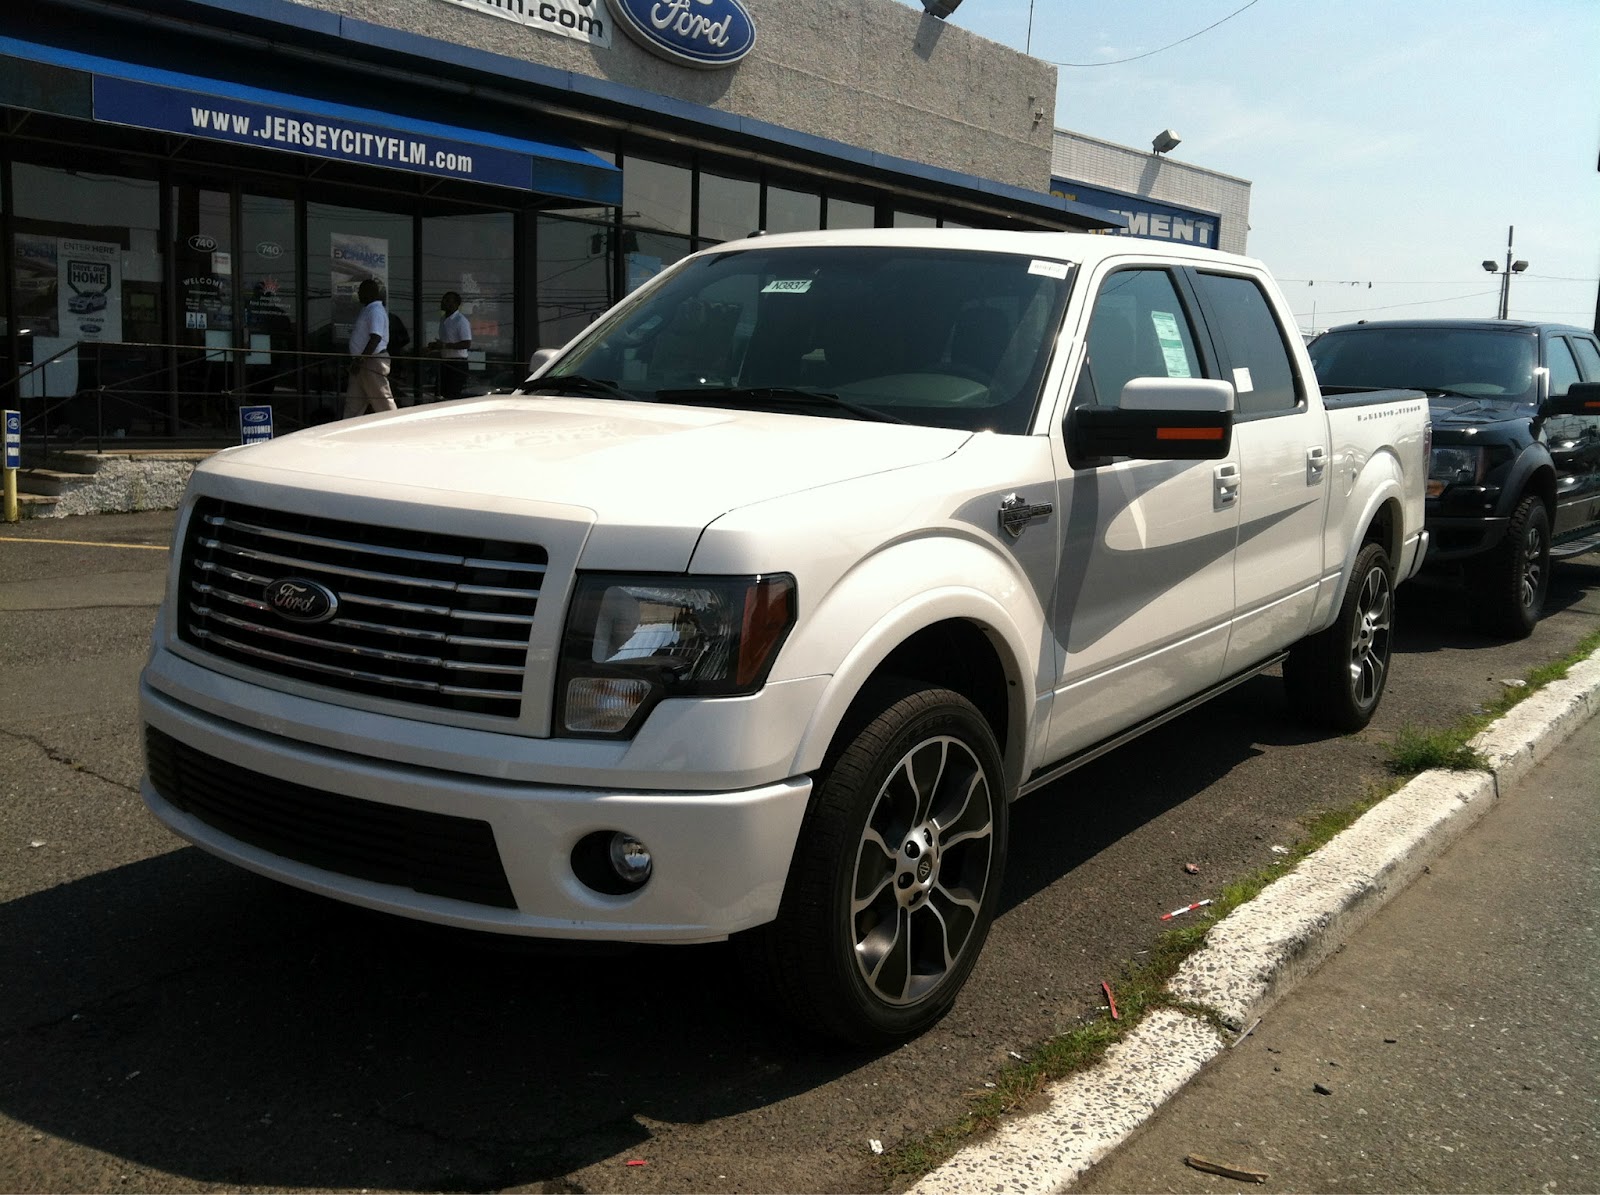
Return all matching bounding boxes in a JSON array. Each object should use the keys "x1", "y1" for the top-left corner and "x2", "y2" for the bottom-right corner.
[
  {"x1": 527, "y1": 347, "x2": 559, "y2": 377},
  {"x1": 1541, "y1": 380, "x2": 1600, "y2": 418},
  {"x1": 1067, "y1": 377, "x2": 1236, "y2": 466}
]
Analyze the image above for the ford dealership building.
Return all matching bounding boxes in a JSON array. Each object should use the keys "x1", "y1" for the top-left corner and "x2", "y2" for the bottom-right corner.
[{"x1": 1, "y1": 0, "x2": 1250, "y2": 436}]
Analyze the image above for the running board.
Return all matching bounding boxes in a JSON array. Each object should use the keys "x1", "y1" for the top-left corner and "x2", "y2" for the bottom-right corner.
[
  {"x1": 1550, "y1": 528, "x2": 1600, "y2": 560},
  {"x1": 1020, "y1": 651, "x2": 1291, "y2": 797}
]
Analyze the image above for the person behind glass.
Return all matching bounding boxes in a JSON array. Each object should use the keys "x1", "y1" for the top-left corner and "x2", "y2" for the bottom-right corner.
[
  {"x1": 428, "y1": 290, "x2": 472, "y2": 401},
  {"x1": 343, "y1": 277, "x2": 395, "y2": 418}
]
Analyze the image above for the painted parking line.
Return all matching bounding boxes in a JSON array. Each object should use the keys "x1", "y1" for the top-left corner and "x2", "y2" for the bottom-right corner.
[{"x1": 0, "y1": 535, "x2": 169, "y2": 551}]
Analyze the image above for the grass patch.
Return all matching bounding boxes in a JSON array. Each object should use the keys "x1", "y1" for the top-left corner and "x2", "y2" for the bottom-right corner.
[
  {"x1": 1383, "y1": 627, "x2": 1600, "y2": 778},
  {"x1": 878, "y1": 632, "x2": 1600, "y2": 1188}
]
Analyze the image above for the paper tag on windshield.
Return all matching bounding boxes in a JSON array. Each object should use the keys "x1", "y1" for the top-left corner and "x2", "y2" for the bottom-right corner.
[
  {"x1": 1233, "y1": 366, "x2": 1255, "y2": 394},
  {"x1": 762, "y1": 279, "x2": 813, "y2": 294},
  {"x1": 1028, "y1": 259, "x2": 1070, "y2": 279}
]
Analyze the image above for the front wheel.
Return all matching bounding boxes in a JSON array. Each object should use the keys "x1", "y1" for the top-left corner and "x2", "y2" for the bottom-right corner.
[
  {"x1": 1468, "y1": 495, "x2": 1550, "y2": 640},
  {"x1": 753, "y1": 681, "x2": 1008, "y2": 1045},
  {"x1": 1284, "y1": 541, "x2": 1395, "y2": 732}
]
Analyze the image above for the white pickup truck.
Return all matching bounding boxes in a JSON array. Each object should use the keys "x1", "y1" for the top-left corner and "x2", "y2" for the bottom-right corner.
[{"x1": 140, "y1": 230, "x2": 1429, "y2": 1043}]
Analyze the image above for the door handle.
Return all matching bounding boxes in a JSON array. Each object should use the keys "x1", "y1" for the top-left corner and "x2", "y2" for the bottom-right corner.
[
  {"x1": 1306, "y1": 445, "x2": 1327, "y2": 485},
  {"x1": 1214, "y1": 463, "x2": 1240, "y2": 508}
]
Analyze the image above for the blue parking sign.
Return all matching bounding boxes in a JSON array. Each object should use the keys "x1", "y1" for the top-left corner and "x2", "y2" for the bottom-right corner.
[
  {"x1": 239, "y1": 405, "x2": 273, "y2": 445},
  {"x1": 4, "y1": 410, "x2": 19, "y2": 470}
]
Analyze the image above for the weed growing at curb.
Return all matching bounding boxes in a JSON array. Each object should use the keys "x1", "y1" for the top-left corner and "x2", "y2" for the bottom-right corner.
[{"x1": 877, "y1": 631, "x2": 1600, "y2": 1190}]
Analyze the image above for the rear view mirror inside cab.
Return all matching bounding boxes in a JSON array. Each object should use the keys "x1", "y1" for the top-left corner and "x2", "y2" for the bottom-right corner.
[{"x1": 1067, "y1": 377, "x2": 1236, "y2": 465}]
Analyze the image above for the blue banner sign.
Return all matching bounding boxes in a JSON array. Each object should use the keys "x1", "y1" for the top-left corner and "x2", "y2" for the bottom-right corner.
[
  {"x1": 4, "y1": 410, "x2": 19, "y2": 470},
  {"x1": 612, "y1": 0, "x2": 756, "y2": 68},
  {"x1": 1051, "y1": 179, "x2": 1221, "y2": 249},
  {"x1": 239, "y1": 405, "x2": 273, "y2": 446},
  {"x1": 94, "y1": 76, "x2": 536, "y2": 190}
]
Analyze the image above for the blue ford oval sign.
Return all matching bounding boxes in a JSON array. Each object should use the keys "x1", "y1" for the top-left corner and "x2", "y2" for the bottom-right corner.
[
  {"x1": 612, "y1": 0, "x2": 756, "y2": 69},
  {"x1": 265, "y1": 578, "x2": 339, "y2": 624}
]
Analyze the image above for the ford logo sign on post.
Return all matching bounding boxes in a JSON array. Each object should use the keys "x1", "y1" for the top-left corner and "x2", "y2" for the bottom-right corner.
[
  {"x1": 239, "y1": 404, "x2": 273, "y2": 445},
  {"x1": 612, "y1": 0, "x2": 755, "y2": 68},
  {"x1": 266, "y1": 578, "x2": 339, "y2": 624}
]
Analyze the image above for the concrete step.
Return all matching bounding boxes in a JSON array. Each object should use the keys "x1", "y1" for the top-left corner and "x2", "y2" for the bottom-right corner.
[{"x1": 18, "y1": 468, "x2": 87, "y2": 497}]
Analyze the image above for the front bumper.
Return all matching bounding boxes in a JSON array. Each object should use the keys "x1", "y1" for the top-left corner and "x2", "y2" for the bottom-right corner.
[{"x1": 140, "y1": 679, "x2": 812, "y2": 943}]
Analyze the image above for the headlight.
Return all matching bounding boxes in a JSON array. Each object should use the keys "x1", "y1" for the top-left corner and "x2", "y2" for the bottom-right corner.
[
  {"x1": 1427, "y1": 445, "x2": 1486, "y2": 497},
  {"x1": 556, "y1": 573, "x2": 797, "y2": 738}
]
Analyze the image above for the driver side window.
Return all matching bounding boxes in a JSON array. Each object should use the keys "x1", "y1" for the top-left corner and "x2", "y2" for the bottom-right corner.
[{"x1": 1072, "y1": 268, "x2": 1204, "y2": 408}]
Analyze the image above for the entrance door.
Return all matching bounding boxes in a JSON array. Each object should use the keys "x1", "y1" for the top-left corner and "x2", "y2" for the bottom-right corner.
[{"x1": 171, "y1": 179, "x2": 237, "y2": 434}]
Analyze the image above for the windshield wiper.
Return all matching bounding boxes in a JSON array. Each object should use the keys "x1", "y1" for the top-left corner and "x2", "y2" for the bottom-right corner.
[
  {"x1": 518, "y1": 375, "x2": 637, "y2": 402},
  {"x1": 1412, "y1": 384, "x2": 1487, "y2": 401},
  {"x1": 654, "y1": 386, "x2": 909, "y2": 425}
]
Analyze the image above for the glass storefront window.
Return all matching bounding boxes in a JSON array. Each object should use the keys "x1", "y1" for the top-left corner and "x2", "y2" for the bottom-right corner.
[
  {"x1": 423, "y1": 210, "x2": 515, "y2": 393},
  {"x1": 623, "y1": 155, "x2": 691, "y2": 236},
  {"x1": 765, "y1": 184, "x2": 821, "y2": 235},
  {"x1": 826, "y1": 197, "x2": 876, "y2": 230},
  {"x1": 11, "y1": 161, "x2": 162, "y2": 433},
  {"x1": 697, "y1": 170, "x2": 759, "y2": 246},
  {"x1": 625, "y1": 230, "x2": 691, "y2": 296},
  {"x1": 241, "y1": 191, "x2": 299, "y2": 402},
  {"x1": 535, "y1": 214, "x2": 614, "y2": 355},
  {"x1": 893, "y1": 210, "x2": 938, "y2": 229},
  {"x1": 308, "y1": 199, "x2": 414, "y2": 419},
  {"x1": 171, "y1": 179, "x2": 236, "y2": 431}
]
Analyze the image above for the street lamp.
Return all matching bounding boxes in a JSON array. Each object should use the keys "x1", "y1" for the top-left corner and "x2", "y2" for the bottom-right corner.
[{"x1": 1481, "y1": 225, "x2": 1528, "y2": 320}]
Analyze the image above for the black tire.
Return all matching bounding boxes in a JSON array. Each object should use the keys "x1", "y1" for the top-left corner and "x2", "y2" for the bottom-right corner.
[
  {"x1": 753, "y1": 680, "x2": 1008, "y2": 1046},
  {"x1": 1468, "y1": 495, "x2": 1550, "y2": 640},
  {"x1": 1284, "y1": 541, "x2": 1394, "y2": 732}
]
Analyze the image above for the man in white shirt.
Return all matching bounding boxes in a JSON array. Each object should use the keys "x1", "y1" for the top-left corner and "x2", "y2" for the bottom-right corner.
[
  {"x1": 343, "y1": 278, "x2": 395, "y2": 417},
  {"x1": 428, "y1": 290, "x2": 473, "y2": 401}
]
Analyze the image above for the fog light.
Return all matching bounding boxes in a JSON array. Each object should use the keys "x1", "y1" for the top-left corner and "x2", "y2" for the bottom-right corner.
[{"x1": 608, "y1": 833, "x2": 653, "y2": 885}]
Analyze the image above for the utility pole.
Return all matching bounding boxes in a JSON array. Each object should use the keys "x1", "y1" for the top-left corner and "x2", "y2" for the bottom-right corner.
[{"x1": 1481, "y1": 226, "x2": 1527, "y2": 320}]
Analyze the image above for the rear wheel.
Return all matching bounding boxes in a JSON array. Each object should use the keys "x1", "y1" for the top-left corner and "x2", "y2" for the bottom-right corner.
[
  {"x1": 1284, "y1": 541, "x2": 1394, "y2": 732},
  {"x1": 1468, "y1": 495, "x2": 1550, "y2": 640},
  {"x1": 754, "y1": 681, "x2": 1008, "y2": 1045}
]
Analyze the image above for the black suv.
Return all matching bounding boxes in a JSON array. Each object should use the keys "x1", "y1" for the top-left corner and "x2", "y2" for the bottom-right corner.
[{"x1": 1309, "y1": 319, "x2": 1600, "y2": 637}]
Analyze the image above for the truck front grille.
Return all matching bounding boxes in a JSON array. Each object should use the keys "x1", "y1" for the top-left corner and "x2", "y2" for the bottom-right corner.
[
  {"x1": 144, "y1": 726, "x2": 517, "y2": 909},
  {"x1": 177, "y1": 498, "x2": 545, "y2": 718}
]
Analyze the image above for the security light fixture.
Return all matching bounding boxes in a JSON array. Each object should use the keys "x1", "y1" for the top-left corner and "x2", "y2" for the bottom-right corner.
[
  {"x1": 1152, "y1": 129, "x2": 1182, "y2": 154},
  {"x1": 922, "y1": 0, "x2": 963, "y2": 18}
]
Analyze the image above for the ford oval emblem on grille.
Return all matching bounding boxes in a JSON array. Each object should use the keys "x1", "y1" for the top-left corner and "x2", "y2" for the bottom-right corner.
[{"x1": 265, "y1": 578, "x2": 339, "y2": 623}]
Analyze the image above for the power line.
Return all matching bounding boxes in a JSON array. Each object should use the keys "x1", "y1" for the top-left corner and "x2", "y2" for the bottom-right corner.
[{"x1": 1048, "y1": 0, "x2": 1263, "y2": 67}]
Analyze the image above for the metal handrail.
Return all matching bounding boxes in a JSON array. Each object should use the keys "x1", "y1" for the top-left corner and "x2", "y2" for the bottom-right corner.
[{"x1": 5, "y1": 339, "x2": 523, "y2": 459}]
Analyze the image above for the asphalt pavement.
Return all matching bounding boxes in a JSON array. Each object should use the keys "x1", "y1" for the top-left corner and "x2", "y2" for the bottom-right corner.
[
  {"x1": 1069, "y1": 712, "x2": 1599, "y2": 1194},
  {"x1": 3, "y1": 508, "x2": 1597, "y2": 1194}
]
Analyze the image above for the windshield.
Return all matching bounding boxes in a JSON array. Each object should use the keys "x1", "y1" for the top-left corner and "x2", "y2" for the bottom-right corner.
[
  {"x1": 527, "y1": 244, "x2": 1075, "y2": 435},
  {"x1": 1309, "y1": 326, "x2": 1539, "y2": 404}
]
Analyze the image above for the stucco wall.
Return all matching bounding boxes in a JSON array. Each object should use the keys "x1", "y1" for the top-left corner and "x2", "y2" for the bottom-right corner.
[
  {"x1": 1052, "y1": 130, "x2": 1252, "y2": 255},
  {"x1": 286, "y1": 0, "x2": 1057, "y2": 192}
]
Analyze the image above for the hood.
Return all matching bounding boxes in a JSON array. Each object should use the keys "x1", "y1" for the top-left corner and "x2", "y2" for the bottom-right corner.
[
  {"x1": 200, "y1": 395, "x2": 969, "y2": 529},
  {"x1": 1426, "y1": 393, "x2": 1537, "y2": 429}
]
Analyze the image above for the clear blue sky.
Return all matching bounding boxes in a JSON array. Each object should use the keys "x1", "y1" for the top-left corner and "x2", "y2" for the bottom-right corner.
[{"x1": 899, "y1": 0, "x2": 1600, "y2": 333}]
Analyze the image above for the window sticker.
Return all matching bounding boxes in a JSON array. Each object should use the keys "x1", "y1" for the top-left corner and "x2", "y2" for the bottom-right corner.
[
  {"x1": 1233, "y1": 366, "x2": 1255, "y2": 394},
  {"x1": 1028, "y1": 259, "x2": 1070, "y2": 279},
  {"x1": 1150, "y1": 311, "x2": 1193, "y2": 378},
  {"x1": 762, "y1": 279, "x2": 813, "y2": 294}
]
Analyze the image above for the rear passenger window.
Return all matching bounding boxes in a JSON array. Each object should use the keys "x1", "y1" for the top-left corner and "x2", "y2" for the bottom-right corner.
[
  {"x1": 1191, "y1": 272, "x2": 1301, "y2": 417},
  {"x1": 1568, "y1": 336, "x2": 1600, "y2": 382},
  {"x1": 1547, "y1": 338, "x2": 1581, "y2": 398},
  {"x1": 1072, "y1": 268, "x2": 1205, "y2": 409}
]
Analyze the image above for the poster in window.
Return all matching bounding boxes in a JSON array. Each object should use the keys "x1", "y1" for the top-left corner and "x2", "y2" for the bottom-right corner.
[
  {"x1": 59, "y1": 239, "x2": 124, "y2": 343},
  {"x1": 331, "y1": 233, "x2": 389, "y2": 345}
]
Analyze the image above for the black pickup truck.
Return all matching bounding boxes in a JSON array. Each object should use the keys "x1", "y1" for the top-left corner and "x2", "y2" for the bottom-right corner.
[{"x1": 1309, "y1": 318, "x2": 1600, "y2": 638}]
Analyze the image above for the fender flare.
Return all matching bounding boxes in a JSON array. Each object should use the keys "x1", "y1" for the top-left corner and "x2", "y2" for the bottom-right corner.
[{"x1": 780, "y1": 539, "x2": 1043, "y2": 790}]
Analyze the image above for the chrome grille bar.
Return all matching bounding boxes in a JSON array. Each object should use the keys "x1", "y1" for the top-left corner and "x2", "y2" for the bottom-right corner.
[{"x1": 179, "y1": 499, "x2": 546, "y2": 717}]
